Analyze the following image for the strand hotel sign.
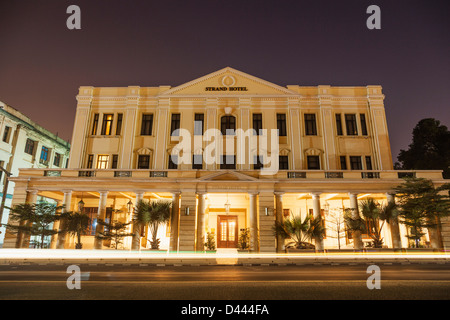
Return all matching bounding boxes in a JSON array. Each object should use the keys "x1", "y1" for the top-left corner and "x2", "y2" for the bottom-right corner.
[{"x1": 205, "y1": 75, "x2": 248, "y2": 92}]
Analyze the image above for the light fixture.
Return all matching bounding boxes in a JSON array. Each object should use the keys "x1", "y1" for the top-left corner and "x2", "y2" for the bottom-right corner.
[
  {"x1": 265, "y1": 207, "x2": 269, "y2": 216},
  {"x1": 127, "y1": 199, "x2": 133, "y2": 214},
  {"x1": 224, "y1": 193, "x2": 231, "y2": 214},
  {"x1": 78, "y1": 192, "x2": 85, "y2": 212},
  {"x1": 185, "y1": 207, "x2": 190, "y2": 215}
]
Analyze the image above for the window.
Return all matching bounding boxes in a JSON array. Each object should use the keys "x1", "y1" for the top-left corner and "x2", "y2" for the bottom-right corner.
[
  {"x1": 171, "y1": 113, "x2": 181, "y2": 136},
  {"x1": 96, "y1": 155, "x2": 109, "y2": 169},
  {"x1": 40, "y1": 146, "x2": 49, "y2": 163},
  {"x1": 141, "y1": 114, "x2": 153, "y2": 136},
  {"x1": 304, "y1": 114, "x2": 317, "y2": 136},
  {"x1": 253, "y1": 155, "x2": 264, "y2": 170},
  {"x1": 277, "y1": 114, "x2": 287, "y2": 136},
  {"x1": 307, "y1": 156, "x2": 320, "y2": 170},
  {"x1": 279, "y1": 155, "x2": 289, "y2": 170},
  {"x1": 365, "y1": 156, "x2": 373, "y2": 170},
  {"x1": 253, "y1": 114, "x2": 262, "y2": 135},
  {"x1": 53, "y1": 153, "x2": 61, "y2": 167},
  {"x1": 192, "y1": 154, "x2": 203, "y2": 169},
  {"x1": 340, "y1": 156, "x2": 347, "y2": 170},
  {"x1": 116, "y1": 114, "x2": 123, "y2": 135},
  {"x1": 220, "y1": 155, "x2": 236, "y2": 169},
  {"x1": 360, "y1": 114, "x2": 368, "y2": 136},
  {"x1": 101, "y1": 114, "x2": 114, "y2": 135},
  {"x1": 345, "y1": 114, "x2": 358, "y2": 136},
  {"x1": 24, "y1": 139, "x2": 35, "y2": 155},
  {"x1": 168, "y1": 155, "x2": 178, "y2": 169},
  {"x1": 91, "y1": 114, "x2": 99, "y2": 135},
  {"x1": 221, "y1": 116, "x2": 236, "y2": 135},
  {"x1": 111, "y1": 155, "x2": 118, "y2": 169},
  {"x1": 335, "y1": 114, "x2": 343, "y2": 136},
  {"x1": 138, "y1": 155, "x2": 150, "y2": 169},
  {"x1": 2, "y1": 126, "x2": 11, "y2": 143},
  {"x1": 350, "y1": 156, "x2": 362, "y2": 170},
  {"x1": 194, "y1": 114, "x2": 204, "y2": 136},
  {"x1": 87, "y1": 154, "x2": 94, "y2": 169}
]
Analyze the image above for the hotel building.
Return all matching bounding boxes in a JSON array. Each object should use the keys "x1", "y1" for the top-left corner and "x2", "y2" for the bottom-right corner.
[{"x1": 3, "y1": 67, "x2": 449, "y2": 251}]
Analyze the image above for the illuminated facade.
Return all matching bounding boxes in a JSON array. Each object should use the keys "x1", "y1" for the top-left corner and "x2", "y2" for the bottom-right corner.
[{"x1": 3, "y1": 67, "x2": 449, "y2": 251}]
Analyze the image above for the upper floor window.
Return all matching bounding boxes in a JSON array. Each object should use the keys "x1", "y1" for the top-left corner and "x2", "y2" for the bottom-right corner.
[
  {"x1": 53, "y1": 153, "x2": 61, "y2": 167},
  {"x1": 335, "y1": 114, "x2": 343, "y2": 136},
  {"x1": 116, "y1": 113, "x2": 123, "y2": 135},
  {"x1": 40, "y1": 146, "x2": 49, "y2": 164},
  {"x1": 307, "y1": 155, "x2": 320, "y2": 170},
  {"x1": 194, "y1": 113, "x2": 204, "y2": 136},
  {"x1": 221, "y1": 116, "x2": 236, "y2": 135},
  {"x1": 141, "y1": 114, "x2": 153, "y2": 136},
  {"x1": 277, "y1": 114, "x2": 287, "y2": 136},
  {"x1": 220, "y1": 155, "x2": 236, "y2": 169},
  {"x1": 360, "y1": 114, "x2": 368, "y2": 136},
  {"x1": 340, "y1": 156, "x2": 347, "y2": 170},
  {"x1": 24, "y1": 138, "x2": 35, "y2": 155},
  {"x1": 279, "y1": 155, "x2": 289, "y2": 170},
  {"x1": 2, "y1": 126, "x2": 11, "y2": 143},
  {"x1": 101, "y1": 114, "x2": 114, "y2": 135},
  {"x1": 111, "y1": 155, "x2": 119, "y2": 169},
  {"x1": 138, "y1": 155, "x2": 150, "y2": 169},
  {"x1": 304, "y1": 114, "x2": 317, "y2": 136},
  {"x1": 253, "y1": 114, "x2": 263, "y2": 135},
  {"x1": 96, "y1": 155, "x2": 109, "y2": 169},
  {"x1": 192, "y1": 154, "x2": 203, "y2": 169},
  {"x1": 350, "y1": 156, "x2": 362, "y2": 170},
  {"x1": 171, "y1": 113, "x2": 181, "y2": 136},
  {"x1": 365, "y1": 156, "x2": 373, "y2": 170},
  {"x1": 168, "y1": 155, "x2": 178, "y2": 169},
  {"x1": 345, "y1": 114, "x2": 358, "y2": 136},
  {"x1": 87, "y1": 154, "x2": 94, "y2": 169},
  {"x1": 91, "y1": 114, "x2": 99, "y2": 135}
]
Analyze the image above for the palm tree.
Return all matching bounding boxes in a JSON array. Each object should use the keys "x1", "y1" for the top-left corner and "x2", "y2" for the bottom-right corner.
[
  {"x1": 359, "y1": 198, "x2": 383, "y2": 248},
  {"x1": 273, "y1": 214, "x2": 325, "y2": 250},
  {"x1": 5, "y1": 202, "x2": 63, "y2": 248},
  {"x1": 62, "y1": 211, "x2": 91, "y2": 249},
  {"x1": 148, "y1": 200, "x2": 172, "y2": 250},
  {"x1": 132, "y1": 200, "x2": 150, "y2": 250}
]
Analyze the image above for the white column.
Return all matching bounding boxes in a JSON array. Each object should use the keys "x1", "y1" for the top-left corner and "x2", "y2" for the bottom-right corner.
[
  {"x1": 56, "y1": 190, "x2": 72, "y2": 249},
  {"x1": 196, "y1": 192, "x2": 207, "y2": 251},
  {"x1": 249, "y1": 192, "x2": 259, "y2": 252},
  {"x1": 349, "y1": 192, "x2": 363, "y2": 250},
  {"x1": 94, "y1": 191, "x2": 108, "y2": 249},
  {"x1": 312, "y1": 193, "x2": 324, "y2": 251},
  {"x1": 275, "y1": 192, "x2": 284, "y2": 252},
  {"x1": 170, "y1": 192, "x2": 181, "y2": 251},
  {"x1": 131, "y1": 191, "x2": 144, "y2": 250}
]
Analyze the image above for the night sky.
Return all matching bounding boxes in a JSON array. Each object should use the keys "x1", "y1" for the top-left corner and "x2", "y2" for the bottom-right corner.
[{"x1": 0, "y1": 0, "x2": 449, "y2": 162}]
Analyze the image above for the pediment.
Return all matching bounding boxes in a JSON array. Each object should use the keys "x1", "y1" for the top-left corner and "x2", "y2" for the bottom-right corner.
[
  {"x1": 199, "y1": 171, "x2": 259, "y2": 181},
  {"x1": 160, "y1": 67, "x2": 298, "y2": 97}
]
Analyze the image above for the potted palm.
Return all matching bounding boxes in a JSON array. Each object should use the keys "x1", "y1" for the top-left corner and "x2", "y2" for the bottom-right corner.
[
  {"x1": 62, "y1": 211, "x2": 91, "y2": 249},
  {"x1": 204, "y1": 232, "x2": 216, "y2": 252},
  {"x1": 273, "y1": 214, "x2": 325, "y2": 253},
  {"x1": 147, "y1": 200, "x2": 172, "y2": 250}
]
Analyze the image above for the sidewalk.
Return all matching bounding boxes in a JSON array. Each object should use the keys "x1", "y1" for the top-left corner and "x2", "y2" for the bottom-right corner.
[{"x1": 0, "y1": 248, "x2": 448, "y2": 266}]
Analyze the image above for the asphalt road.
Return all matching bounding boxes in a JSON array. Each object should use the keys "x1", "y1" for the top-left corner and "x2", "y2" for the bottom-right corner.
[{"x1": 0, "y1": 263, "x2": 449, "y2": 301}]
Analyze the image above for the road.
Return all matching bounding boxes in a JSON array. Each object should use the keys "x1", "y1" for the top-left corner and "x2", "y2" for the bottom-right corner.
[{"x1": 0, "y1": 263, "x2": 449, "y2": 301}]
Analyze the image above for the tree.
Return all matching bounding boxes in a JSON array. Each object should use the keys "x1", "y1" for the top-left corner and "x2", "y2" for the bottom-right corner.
[
  {"x1": 5, "y1": 203, "x2": 63, "y2": 248},
  {"x1": 344, "y1": 207, "x2": 366, "y2": 249},
  {"x1": 396, "y1": 118, "x2": 450, "y2": 179},
  {"x1": 394, "y1": 178, "x2": 450, "y2": 248},
  {"x1": 62, "y1": 211, "x2": 91, "y2": 249},
  {"x1": 325, "y1": 207, "x2": 346, "y2": 249},
  {"x1": 95, "y1": 219, "x2": 133, "y2": 249},
  {"x1": 132, "y1": 199, "x2": 150, "y2": 250},
  {"x1": 273, "y1": 214, "x2": 325, "y2": 250},
  {"x1": 147, "y1": 200, "x2": 172, "y2": 250}
]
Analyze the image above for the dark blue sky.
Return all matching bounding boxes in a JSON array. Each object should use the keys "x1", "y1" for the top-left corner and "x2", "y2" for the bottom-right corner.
[{"x1": 0, "y1": 0, "x2": 449, "y2": 162}]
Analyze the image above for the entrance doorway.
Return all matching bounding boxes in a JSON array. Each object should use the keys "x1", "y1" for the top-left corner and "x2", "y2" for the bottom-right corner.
[{"x1": 217, "y1": 215, "x2": 238, "y2": 248}]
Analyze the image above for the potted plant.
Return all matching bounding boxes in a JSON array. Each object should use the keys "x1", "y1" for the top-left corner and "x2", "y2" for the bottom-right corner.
[
  {"x1": 238, "y1": 228, "x2": 250, "y2": 252},
  {"x1": 273, "y1": 214, "x2": 325, "y2": 253},
  {"x1": 204, "y1": 232, "x2": 216, "y2": 252}
]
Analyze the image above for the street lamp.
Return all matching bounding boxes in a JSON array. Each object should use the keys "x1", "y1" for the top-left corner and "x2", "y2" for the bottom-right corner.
[
  {"x1": 0, "y1": 166, "x2": 12, "y2": 224},
  {"x1": 127, "y1": 200, "x2": 133, "y2": 214}
]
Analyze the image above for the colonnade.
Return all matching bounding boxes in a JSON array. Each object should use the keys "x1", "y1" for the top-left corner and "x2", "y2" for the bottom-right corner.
[{"x1": 7, "y1": 189, "x2": 429, "y2": 251}]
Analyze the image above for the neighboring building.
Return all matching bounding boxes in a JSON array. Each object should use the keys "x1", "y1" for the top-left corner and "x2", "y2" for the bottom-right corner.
[
  {"x1": 3, "y1": 67, "x2": 449, "y2": 251},
  {"x1": 0, "y1": 102, "x2": 71, "y2": 246}
]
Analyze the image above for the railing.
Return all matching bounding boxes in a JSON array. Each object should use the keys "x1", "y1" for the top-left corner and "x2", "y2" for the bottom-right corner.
[{"x1": 325, "y1": 172, "x2": 344, "y2": 179}]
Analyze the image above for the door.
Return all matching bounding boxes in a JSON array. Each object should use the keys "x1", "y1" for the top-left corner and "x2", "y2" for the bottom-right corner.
[{"x1": 217, "y1": 215, "x2": 238, "y2": 248}]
